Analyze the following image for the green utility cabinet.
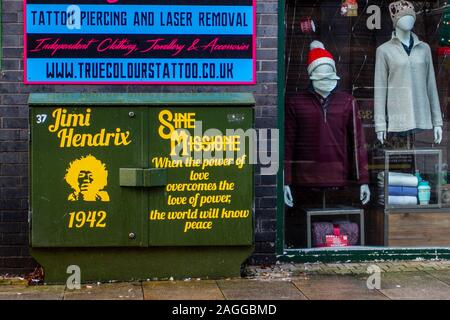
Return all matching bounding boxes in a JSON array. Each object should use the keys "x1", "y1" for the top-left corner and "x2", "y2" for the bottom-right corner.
[{"x1": 29, "y1": 93, "x2": 255, "y2": 283}]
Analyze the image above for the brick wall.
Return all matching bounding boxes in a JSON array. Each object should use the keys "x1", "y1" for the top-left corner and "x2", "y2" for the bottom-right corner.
[{"x1": 0, "y1": 0, "x2": 279, "y2": 275}]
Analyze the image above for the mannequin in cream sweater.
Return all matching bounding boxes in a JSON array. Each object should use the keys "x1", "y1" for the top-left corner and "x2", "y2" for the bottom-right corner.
[{"x1": 375, "y1": 5, "x2": 443, "y2": 144}]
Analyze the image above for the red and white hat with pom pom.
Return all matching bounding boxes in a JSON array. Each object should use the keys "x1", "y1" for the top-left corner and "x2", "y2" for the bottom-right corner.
[{"x1": 307, "y1": 40, "x2": 337, "y2": 76}]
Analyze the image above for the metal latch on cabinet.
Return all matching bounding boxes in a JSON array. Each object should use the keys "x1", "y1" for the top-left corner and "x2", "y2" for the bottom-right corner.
[{"x1": 119, "y1": 168, "x2": 167, "y2": 187}]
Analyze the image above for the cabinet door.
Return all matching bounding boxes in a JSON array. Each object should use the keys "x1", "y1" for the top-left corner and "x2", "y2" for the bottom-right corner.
[
  {"x1": 148, "y1": 106, "x2": 254, "y2": 246},
  {"x1": 31, "y1": 106, "x2": 146, "y2": 247}
]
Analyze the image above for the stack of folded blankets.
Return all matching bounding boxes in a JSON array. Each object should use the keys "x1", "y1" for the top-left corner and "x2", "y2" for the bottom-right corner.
[{"x1": 378, "y1": 172, "x2": 418, "y2": 205}]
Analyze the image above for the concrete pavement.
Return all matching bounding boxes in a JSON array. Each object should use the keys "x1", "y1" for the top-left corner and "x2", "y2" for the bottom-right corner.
[{"x1": 1, "y1": 260, "x2": 450, "y2": 300}]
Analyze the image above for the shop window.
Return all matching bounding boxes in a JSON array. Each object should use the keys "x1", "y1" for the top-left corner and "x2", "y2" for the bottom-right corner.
[{"x1": 283, "y1": 0, "x2": 450, "y2": 250}]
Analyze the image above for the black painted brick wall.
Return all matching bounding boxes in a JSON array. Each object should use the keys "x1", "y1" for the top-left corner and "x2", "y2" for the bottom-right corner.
[{"x1": 0, "y1": 0, "x2": 279, "y2": 275}]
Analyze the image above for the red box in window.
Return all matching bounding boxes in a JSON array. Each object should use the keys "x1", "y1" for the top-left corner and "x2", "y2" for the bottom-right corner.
[
  {"x1": 325, "y1": 234, "x2": 349, "y2": 247},
  {"x1": 325, "y1": 226, "x2": 349, "y2": 247}
]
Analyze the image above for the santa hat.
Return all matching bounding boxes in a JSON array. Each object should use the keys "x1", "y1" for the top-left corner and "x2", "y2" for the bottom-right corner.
[{"x1": 307, "y1": 41, "x2": 337, "y2": 76}]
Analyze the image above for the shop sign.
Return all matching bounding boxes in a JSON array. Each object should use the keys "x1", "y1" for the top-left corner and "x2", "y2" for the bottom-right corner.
[{"x1": 24, "y1": 0, "x2": 256, "y2": 84}]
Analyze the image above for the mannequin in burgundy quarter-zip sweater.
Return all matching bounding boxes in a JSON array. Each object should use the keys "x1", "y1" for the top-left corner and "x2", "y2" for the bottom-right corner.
[{"x1": 284, "y1": 41, "x2": 370, "y2": 207}]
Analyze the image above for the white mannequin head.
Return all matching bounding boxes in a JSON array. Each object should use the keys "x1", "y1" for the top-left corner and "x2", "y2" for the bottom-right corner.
[
  {"x1": 311, "y1": 64, "x2": 338, "y2": 97},
  {"x1": 396, "y1": 15, "x2": 415, "y2": 31}
]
